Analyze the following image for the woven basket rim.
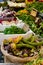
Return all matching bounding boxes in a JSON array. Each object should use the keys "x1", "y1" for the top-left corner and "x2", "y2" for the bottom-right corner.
[{"x1": 1, "y1": 43, "x2": 39, "y2": 63}]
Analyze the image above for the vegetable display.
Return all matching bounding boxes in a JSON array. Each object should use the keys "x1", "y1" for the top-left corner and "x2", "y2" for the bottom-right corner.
[
  {"x1": 3, "y1": 34, "x2": 43, "y2": 58},
  {"x1": 0, "y1": 1, "x2": 43, "y2": 64},
  {"x1": 17, "y1": 2, "x2": 43, "y2": 38},
  {"x1": 3, "y1": 26, "x2": 26, "y2": 34},
  {"x1": 17, "y1": 12, "x2": 43, "y2": 38}
]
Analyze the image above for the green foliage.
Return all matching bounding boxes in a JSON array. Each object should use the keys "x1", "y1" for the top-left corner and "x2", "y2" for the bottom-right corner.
[
  {"x1": 3, "y1": 26, "x2": 26, "y2": 34},
  {"x1": 26, "y1": 2, "x2": 43, "y2": 12},
  {"x1": 17, "y1": 2, "x2": 43, "y2": 38},
  {"x1": 24, "y1": 57, "x2": 43, "y2": 65},
  {"x1": 18, "y1": 13, "x2": 43, "y2": 37}
]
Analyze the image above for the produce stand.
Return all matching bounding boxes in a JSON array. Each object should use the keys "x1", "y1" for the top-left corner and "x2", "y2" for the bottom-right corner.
[{"x1": 0, "y1": 0, "x2": 43, "y2": 65}]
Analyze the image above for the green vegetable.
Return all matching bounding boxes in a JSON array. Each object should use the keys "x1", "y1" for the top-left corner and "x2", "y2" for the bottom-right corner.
[
  {"x1": 17, "y1": 42, "x2": 35, "y2": 49},
  {"x1": 25, "y1": 34, "x2": 33, "y2": 41},
  {"x1": 26, "y1": 2, "x2": 43, "y2": 12},
  {"x1": 22, "y1": 39, "x2": 43, "y2": 46},
  {"x1": 17, "y1": 2, "x2": 43, "y2": 38},
  {"x1": 31, "y1": 36, "x2": 36, "y2": 43},
  {"x1": 3, "y1": 26, "x2": 26, "y2": 34},
  {"x1": 18, "y1": 13, "x2": 43, "y2": 38},
  {"x1": 24, "y1": 57, "x2": 43, "y2": 65}
]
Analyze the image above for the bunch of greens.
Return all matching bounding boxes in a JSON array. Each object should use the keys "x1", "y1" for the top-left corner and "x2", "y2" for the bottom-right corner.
[
  {"x1": 3, "y1": 26, "x2": 26, "y2": 34},
  {"x1": 17, "y1": 13, "x2": 34, "y2": 22},
  {"x1": 17, "y1": 2, "x2": 43, "y2": 37},
  {"x1": 24, "y1": 57, "x2": 43, "y2": 65},
  {"x1": 26, "y1": 2, "x2": 43, "y2": 13},
  {"x1": 18, "y1": 13, "x2": 43, "y2": 37}
]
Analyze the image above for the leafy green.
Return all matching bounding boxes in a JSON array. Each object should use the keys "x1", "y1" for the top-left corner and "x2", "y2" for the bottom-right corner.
[
  {"x1": 26, "y1": 2, "x2": 43, "y2": 12},
  {"x1": 18, "y1": 13, "x2": 43, "y2": 37},
  {"x1": 24, "y1": 57, "x2": 43, "y2": 65},
  {"x1": 3, "y1": 26, "x2": 26, "y2": 34}
]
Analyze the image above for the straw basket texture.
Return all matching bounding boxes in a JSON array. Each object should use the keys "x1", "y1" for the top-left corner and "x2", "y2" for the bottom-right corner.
[{"x1": 1, "y1": 43, "x2": 39, "y2": 63}]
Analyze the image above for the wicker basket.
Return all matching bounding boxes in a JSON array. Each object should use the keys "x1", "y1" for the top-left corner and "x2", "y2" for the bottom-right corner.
[{"x1": 1, "y1": 43, "x2": 39, "y2": 63}]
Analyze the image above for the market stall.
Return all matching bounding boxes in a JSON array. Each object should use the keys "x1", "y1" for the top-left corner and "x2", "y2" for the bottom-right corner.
[{"x1": 0, "y1": 0, "x2": 43, "y2": 64}]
